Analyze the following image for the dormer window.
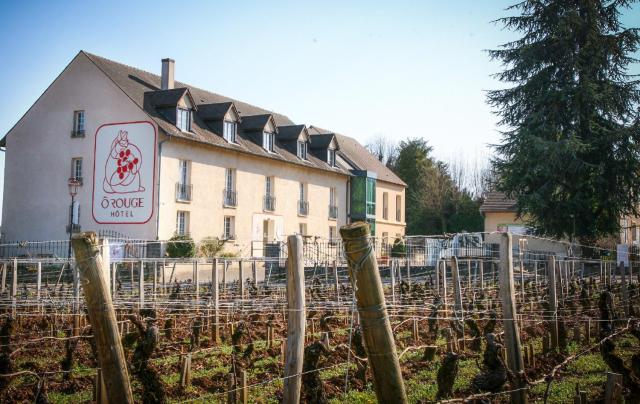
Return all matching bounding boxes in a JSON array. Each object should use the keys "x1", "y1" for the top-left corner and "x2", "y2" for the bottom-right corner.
[
  {"x1": 224, "y1": 121, "x2": 237, "y2": 143},
  {"x1": 176, "y1": 108, "x2": 191, "y2": 132},
  {"x1": 263, "y1": 132, "x2": 275, "y2": 152},
  {"x1": 297, "y1": 140, "x2": 308, "y2": 160},
  {"x1": 327, "y1": 148, "x2": 336, "y2": 166}
]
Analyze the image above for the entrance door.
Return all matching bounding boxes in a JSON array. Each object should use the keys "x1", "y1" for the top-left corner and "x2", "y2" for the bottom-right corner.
[{"x1": 263, "y1": 219, "x2": 275, "y2": 244}]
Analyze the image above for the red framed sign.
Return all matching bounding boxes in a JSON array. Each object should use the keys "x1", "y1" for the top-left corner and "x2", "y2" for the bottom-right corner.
[{"x1": 92, "y1": 121, "x2": 157, "y2": 224}]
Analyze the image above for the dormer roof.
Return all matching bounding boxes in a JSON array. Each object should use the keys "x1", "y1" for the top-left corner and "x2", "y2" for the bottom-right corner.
[
  {"x1": 310, "y1": 133, "x2": 338, "y2": 150},
  {"x1": 144, "y1": 87, "x2": 196, "y2": 109},
  {"x1": 240, "y1": 114, "x2": 277, "y2": 133},
  {"x1": 197, "y1": 102, "x2": 239, "y2": 122},
  {"x1": 277, "y1": 125, "x2": 309, "y2": 142}
]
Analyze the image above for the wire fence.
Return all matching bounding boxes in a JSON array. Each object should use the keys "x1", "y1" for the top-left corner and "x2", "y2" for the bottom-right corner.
[{"x1": 0, "y1": 231, "x2": 637, "y2": 403}]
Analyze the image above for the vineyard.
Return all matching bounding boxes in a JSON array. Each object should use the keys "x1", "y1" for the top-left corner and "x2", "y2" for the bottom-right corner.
[{"x1": 0, "y1": 227, "x2": 639, "y2": 403}]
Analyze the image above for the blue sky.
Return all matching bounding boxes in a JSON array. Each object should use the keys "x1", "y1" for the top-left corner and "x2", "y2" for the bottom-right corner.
[{"x1": 0, "y1": 1, "x2": 638, "y2": 218}]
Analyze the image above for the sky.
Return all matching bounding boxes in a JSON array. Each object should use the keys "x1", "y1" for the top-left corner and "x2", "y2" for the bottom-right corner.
[{"x1": 0, "y1": 0, "x2": 638, "y2": 218}]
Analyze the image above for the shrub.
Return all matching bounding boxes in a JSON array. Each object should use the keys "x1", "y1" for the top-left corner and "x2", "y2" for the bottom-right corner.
[
  {"x1": 391, "y1": 238, "x2": 407, "y2": 258},
  {"x1": 165, "y1": 234, "x2": 196, "y2": 258},
  {"x1": 219, "y1": 251, "x2": 239, "y2": 258},
  {"x1": 198, "y1": 237, "x2": 227, "y2": 258}
]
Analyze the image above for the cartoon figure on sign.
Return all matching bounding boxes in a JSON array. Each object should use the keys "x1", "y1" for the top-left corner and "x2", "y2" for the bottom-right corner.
[{"x1": 103, "y1": 130, "x2": 145, "y2": 194}]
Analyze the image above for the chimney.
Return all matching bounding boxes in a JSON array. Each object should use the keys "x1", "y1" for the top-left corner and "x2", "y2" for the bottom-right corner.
[{"x1": 161, "y1": 58, "x2": 175, "y2": 90}]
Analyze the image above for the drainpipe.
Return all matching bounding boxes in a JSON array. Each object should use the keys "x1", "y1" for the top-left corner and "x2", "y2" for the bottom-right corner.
[
  {"x1": 155, "y1": 138, "x2": 168, "y2": 240},
  {"x1": 346, "y1": 178, "x2": 351, "y2": 224}
]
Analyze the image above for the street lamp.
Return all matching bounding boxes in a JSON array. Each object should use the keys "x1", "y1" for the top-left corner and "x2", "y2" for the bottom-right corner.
[{"x1": 67, "y1": 178, "x2": 80, "y2": 259}]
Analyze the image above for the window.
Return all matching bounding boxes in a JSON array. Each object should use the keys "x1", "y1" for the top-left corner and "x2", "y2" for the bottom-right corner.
[
  {"x1": 396, "y1": 195, "x2": 402, "y2": 222},
  {"x1": 176, "y1": 108, "x2": 191, "y2": 132},
  {"x1": 224, "y1": 168, "x2": 237, "y2": 206},
  {"x1": 225, "y1": 168, "x2": 235, "y2": 192},
  {"x1": 263, "y1": 132, "x2": 275, "y2": 152},
  {"x1": 176, "y1": 211, "x2": 189, "y2": 235},
  {"x1": 327, "y1": 148, "x2": 336, "y2": 166},
  {"x1": 329, "y1": 226, "x2": 337, "y2": 243},
  {"x1": 329, "y1": 187, "x2": 337, "y2": 219},
  {"x1": 179, "y1": 160, "x2": 189, "y2": 185},
  {"x1": 299, "y1": 182, "x2": 306, "y2": 202},
  {"x1": 299, "y1": 223, "x2": 307, "y2": 236},
  {"x1": 264, "y1": 176, "x2": 275, "y2": 211},
  {"x1": 71, "y1": 158, "x2": 83, "y2": 183},
  {"x1": 366, "y1": 178, "x2": 376, "y2": 217},
  {"x1": 223, "y1": 216, "x2": 235, "y2": 239},
  {"x1": 223, "y1": 121, "x2": 237, "y2": 143},
  {"x1": 176, "y1": 160, "x2": 192, "y2": 201},
  {"x1": 72, "y1": 110, "x2": 85, "y2": 136},
  {"x1": 382, "y1": 192, "x2": 389, "y2": 220},
  {"x1": 265, "y1": 176, "x2": 274, "y2": 197},
  {"x1": 297, "y1": 140, "x2": 307, "y2": 160},
  {"x1": 298, "y1": 182, "x2": 308, "y2": 215}
]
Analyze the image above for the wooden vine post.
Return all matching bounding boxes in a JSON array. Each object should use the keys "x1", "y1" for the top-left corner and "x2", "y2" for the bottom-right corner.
[
  {"x1": 441, "y1": 259, "x2": 448, "y2": 317},
  {"x1": 71, "y1": 232, "x2": 133, "y2": 403},
  {"x1": 547, "y1": 255, "x2": 559, "y2": 350},
  {"x1": 340, "y1": 222, "x2": 408, "y2": 403},
  {"x1": 499, "y1": 232, "x2": 527, "y2": 404},
  {"x1": 435, "y1": 259, "x2": 441, "y2": 293},
  {"x1": 239, "y1": 259, "x2": 245, "y2": 298},
  {"x1": 283, "y1": 235, "x2": 306, "y2": 404},
  {"x1": 619, "y1": 261, "x2": 629, "y2": 318},
  {"x1": 450, "y1": 256, "x2": 465, "y2": 347},
  {"x1": 333, "y1": 260, "x2": 339, "y2": 300},
  {"x1": 138, "y1": 260, "x2": 145, "y2": 309},
  {"x1": 212, "y1": 258, "x2": 220, "y2": 344}
]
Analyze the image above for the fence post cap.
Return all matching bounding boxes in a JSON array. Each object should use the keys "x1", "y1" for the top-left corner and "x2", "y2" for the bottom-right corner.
[
  {"x1": 72, "y1": 231, "x2": 98, "y2": 243},
  {"x1": 339, "y1": 222, "x2": 370, "y2": 239}
]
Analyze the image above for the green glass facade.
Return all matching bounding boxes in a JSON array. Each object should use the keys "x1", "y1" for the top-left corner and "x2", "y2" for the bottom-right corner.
[{"x1": 349, "y1": 171, "x2": 377, "y2": 236}]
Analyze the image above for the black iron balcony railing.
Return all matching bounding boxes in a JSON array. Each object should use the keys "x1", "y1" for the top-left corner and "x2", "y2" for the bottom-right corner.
[
  {"x1": 175, "y1": 182, "x2": 192, "y2": 202},
  {"x1": 329, "y1": 204, "x2": 338, "y2": 219},
  {"x1": 223, "y1": 189, "x2": 237, "y2": 207},
  {"x1": 298, "y1": 200, "x2": 309, "y2": 216},
  {"x1": 263, "y1": 195, "x2": 276, "y2": 211}
]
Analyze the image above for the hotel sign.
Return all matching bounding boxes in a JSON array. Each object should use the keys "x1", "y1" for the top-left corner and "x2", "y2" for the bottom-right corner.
[{"x1": 92, "y1": 121, "x2": 156, "y2": 224}]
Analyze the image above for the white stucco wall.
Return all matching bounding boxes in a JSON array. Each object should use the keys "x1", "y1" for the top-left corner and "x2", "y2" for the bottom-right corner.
[
  {"x1": 375, "y1": 180, "x2": 406, "y2": 242},
  {"x1": 157, "y1": 138, "x2": 349, "y2": 255},
  {"x1": 2, "y1": 53, "x2": 158, "y2": 241},
  {"x1": 1, "y1": 52, "x2": 406, "y2": 248}
]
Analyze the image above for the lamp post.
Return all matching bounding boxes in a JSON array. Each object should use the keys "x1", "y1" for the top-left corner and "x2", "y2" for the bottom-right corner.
[{"x1": 67, "y1": 178, "x2": 80, "y2": 259}]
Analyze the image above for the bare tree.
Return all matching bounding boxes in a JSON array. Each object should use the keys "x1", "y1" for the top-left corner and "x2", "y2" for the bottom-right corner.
[
  {"x1": 366, "y1": 135, "x2": 398, "y2": 169},
  {"x1": 446, "y1": 151, "x2": 494, "y2": 199}
]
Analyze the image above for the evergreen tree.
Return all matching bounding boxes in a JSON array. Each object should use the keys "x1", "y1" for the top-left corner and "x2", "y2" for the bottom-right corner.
[
  {"x1": 394, "y1": 138, "x2": 435, "y2": 234},
  {"x1": 488, "y1": 0, "x2": 640, "y2": 240},
  {"x1": 393, "y1": 139, "x2": 484, "y2": 234}
]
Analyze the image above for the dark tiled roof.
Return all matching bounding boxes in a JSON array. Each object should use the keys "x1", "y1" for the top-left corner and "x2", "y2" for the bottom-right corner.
[
  {"x1": 308, "y1": 126, "x2": 406, "y2": 186},
  {"x1": 309, "y1": 133, "x2": 336, "y2": 150},
  {"x1": 3, "y1": 50, "x2": 406, "y2": 186},
  {"x1": 479, "y1": 192, "x2": 518, "y2": 213},
  {"x1": 240, "y1": 114, "x2": 274, "y2": 132},
  {"x1": 144, "y1": 88, "x2": 191, "y2": 108},
  {"x1": 83, "y1": 51, "x2": 343, "y2": 175},
  {"x1": 197, "y1": 102, "x2": 234, "y2": 121},
  {"x1": 277, "y1": 125, "x2": 307, "y2": 141}
]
